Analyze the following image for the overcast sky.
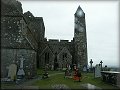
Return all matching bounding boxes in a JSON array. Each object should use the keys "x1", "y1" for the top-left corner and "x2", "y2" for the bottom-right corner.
[{"x1": 19, "y1": 0, "x2": 119, "y2": 67}]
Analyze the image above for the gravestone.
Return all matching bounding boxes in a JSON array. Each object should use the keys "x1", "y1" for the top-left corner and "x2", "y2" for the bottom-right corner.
[
  {"x1": 83, "y1": 66, "x2": 87, "y2": 72},
  {"x1": 94, "y1": 64, "x2": 101, "y2": 78},
  {"x1": 51, "y1": 64, "x2": 54, "y2": 70},
  {"x1": 7, "y1": 64, "x2": 17, "y2": 81},
  {"x1": 68, "y1": 64, "x2": 71, "y2": 70},
  {"x1": 64, "y1": 68, "x2": 71, "y2": 78},
  {"x1": 77, "y1": 63, "x2": 80, "y2": 69},
  {"x1": 87, "y1": 65, "x2": 89, "y2": 72},
  {"x1": 17, "y1": 57, "x2": 25, "y2": 79}
]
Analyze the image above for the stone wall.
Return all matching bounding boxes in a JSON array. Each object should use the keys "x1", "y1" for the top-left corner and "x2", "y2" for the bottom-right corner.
[
  {"x1": 1, "y1": 0, "x2": 40, "y2": 79},
  {"x1": 23, "y1": 11, "x2": 45, "y2": 42},
  {"x1": 74, "y1": 6, "x2": 88, "y2": 70},
  {"x1": 38, "y1": 39, "x2": 74, "y2": 69},
  {"x1": 1, "y1": 49, "x2": 37, "y2": 78},
  {"x1": 1, "y1": 0, "x2": 88, "y2": 77},
  {"x1": 57, "y1": 47, "x2": 72, "y2": 68}
]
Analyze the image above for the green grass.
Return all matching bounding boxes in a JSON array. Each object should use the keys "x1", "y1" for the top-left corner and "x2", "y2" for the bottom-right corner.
[
  {"x1": 1, "y1": 83, "x2": 16, "y2": 89},
  {"x1": 34, "y1": 70, "x2": 119, "y2": 89},
  {"x1": 34, "y1": 74, "x2": 84, "y2": 89},
  {"x1": 81, "y1": 73, "x2": 119, "y2": 89},
  {"x1": 37, "y1": 69, "x2": 64, "y2": 75},
  {"x1": 1, "y1": 69, "x2": 119, "y2": 89}
]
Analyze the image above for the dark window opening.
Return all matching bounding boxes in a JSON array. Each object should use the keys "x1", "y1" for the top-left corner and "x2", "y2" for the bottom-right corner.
[
  {"x1": 63, "y1": 53, "x2": 67, "y2": 60},
  {"x1": 45, "y1": 52, "x2": 49, "y2": 64},
  {"x1": 63, "y1": 54, "x2": 64, "y2": 60},
  {"x1": 65, "y1": 53, "x2": 67, "y2": 58}
]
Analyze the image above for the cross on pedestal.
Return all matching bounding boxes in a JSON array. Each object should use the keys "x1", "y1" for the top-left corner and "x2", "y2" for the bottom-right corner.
[
  {"x1": 100, "y1": 60, "x2": 103, "y2": 70},
  {"x1": 17, "y1": 56, "x2": 25, "y2": 79},
  {"x1": 19, "y1": 57, "x2": 24, "y2": 69},
  {"x1": 90, "y1": 59, "x2": 93, "y2": 69}
]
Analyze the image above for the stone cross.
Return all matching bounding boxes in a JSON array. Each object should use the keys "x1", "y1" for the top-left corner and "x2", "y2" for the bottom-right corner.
[
  {"x1": 17, "y1": 56, "x2": 25, "y2": 76},
  {"x1": 90, "y1": 59, "x2": 93, "y2": 69},
  {"x1": 100, "y1": 60, "x2": 103, "y2": 70},
  {"x1": 20, "y1": 57, "x2": 24, "y2": 69}
]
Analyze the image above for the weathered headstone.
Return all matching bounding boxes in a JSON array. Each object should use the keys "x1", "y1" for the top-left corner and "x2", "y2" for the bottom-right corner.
[
  {"x1": 87, "y1": 65, "x2": 89, "y2": 72},
  {"x1": 77, "y1": 63, "x2": 80, "y2": 69},
  {"x1": 94, "y1": 64, "x2": 101, "y2": 78},
  {"x1": 7, "y1": 64, "x2": 17, "y2": 81},
  {"x1": 68, "y1": 64, "x2": 71, "y2": 70},
  {"x1": 64, "y1": 68, "x2": 71, "y2": 78},
  {"x1": 51, "y1": 64, "x2": 54, "y2": 70},
  {"x1": 83, "y1": 66, "x2": 87, "y2": 72}
]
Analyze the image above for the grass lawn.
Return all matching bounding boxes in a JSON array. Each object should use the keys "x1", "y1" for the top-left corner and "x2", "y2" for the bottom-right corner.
[
  {"x1": 1, "y1": 69, "x2": 119, "y2": 89},
  {"x1": 37, "y1": 69, "x2": 63, "y2": 75},
  {"x1": 34, "y1": 70, "x2": 119, "y2": 89}
]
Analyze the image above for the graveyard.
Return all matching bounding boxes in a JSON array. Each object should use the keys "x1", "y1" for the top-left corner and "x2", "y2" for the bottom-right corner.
[
  {"x1": 1, "y1": 0, "x2": 120, "y2": 89},
  {"x1": 1, "y1": 58, "x2": 120, "y2": 89},
  {"x1": 1, "y1": 68, "x2": 120, "y2": 89}
]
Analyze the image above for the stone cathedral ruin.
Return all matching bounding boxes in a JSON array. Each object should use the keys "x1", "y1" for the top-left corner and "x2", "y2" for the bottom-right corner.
[{"x1": 1, "y1": 0, "x2": 88, "y2": 80}]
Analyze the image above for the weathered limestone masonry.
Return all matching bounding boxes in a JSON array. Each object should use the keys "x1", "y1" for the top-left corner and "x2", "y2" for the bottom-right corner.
[
  {"x1": 38, "y1": 39, "x2": 74, "y2": 69},
  {"x1": 38, "y1": 6, "x2": 88, "y2": 70},
  {"x1": 1, "y1": 0, "x2": 45, "y2": 79},
  {"x1": 74, "y1": 6, "x2": 88, "y2": 70},
  {"x1": 1, "y1": 0, "x2": 88, "y2": 79}
]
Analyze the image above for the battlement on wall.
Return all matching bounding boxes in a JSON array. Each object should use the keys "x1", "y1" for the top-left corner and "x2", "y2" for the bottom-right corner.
[
  {"x1": 60, "y1": 40, "x2": 69, "y2": 43},
  {"x1": 47, "y1": 39, "x2": 72, "y2": 44},
  {"x1": 48, "y1": 39, "x2": 59, "y2": 43}
]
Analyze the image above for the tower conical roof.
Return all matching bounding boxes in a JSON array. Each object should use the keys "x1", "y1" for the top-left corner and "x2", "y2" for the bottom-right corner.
[{"x1": 75, "y1": 5, "x2": 85, "y2": 17}]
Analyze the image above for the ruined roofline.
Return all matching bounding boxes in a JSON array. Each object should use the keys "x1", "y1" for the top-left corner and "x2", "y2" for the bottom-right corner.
[
  {"x1": 24, "y1": 16, "x2": 43, "y2": 20},
  {"x1": 24, "y1": 11, "x2": 33, "y2": 15},
  {"x1": 24, "y1": 14, "x2": 44, "y2": 23},
  {"x1": 24, "y1": 11, "x2": 43, "y2": 20}
]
